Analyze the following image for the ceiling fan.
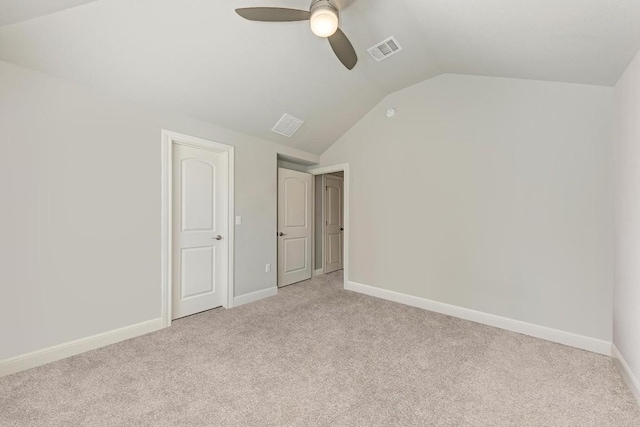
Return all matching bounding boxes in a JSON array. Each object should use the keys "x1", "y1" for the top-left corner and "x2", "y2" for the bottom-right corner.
[{"x1": 235, "y1": 0, "x2": 357, "y2": 70}]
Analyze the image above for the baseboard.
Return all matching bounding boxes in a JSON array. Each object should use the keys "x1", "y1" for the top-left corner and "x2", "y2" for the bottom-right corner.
[
  {"x1": 313, "y1": 269, "x2": 324, "y2": 277},
  {"x1": 346, "y1": 281, "x2": 611, "y2": 356},
  {"x1": 233, "y1": 286, "x2": 278, "y2": 307},
  {"x1": 612, "y1": 344, "x2": 640, "y2": 404},
  {"x1": 0, "y1": 318, "x2": 164, "y2": 377}
]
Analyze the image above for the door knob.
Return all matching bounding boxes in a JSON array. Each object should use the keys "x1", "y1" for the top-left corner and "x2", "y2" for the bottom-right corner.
[
  {"x1": 213, "y1": 235, "x2": 222, "y2": 240},
  {"x1": 340, "y1": 228, "x2": 344, "y2": 231},
  {"x1": 278, "y1": 232, "x2": 286, "y2": 236}
]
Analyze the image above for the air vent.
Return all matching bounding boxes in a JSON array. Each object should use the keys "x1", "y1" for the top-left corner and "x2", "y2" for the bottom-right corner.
[
  {"x1": 367, "y1": 36, "x2": 403, "y2": 62},
  {"x1": 272, "y1": 113, "x2": 304, "y2": 137}
]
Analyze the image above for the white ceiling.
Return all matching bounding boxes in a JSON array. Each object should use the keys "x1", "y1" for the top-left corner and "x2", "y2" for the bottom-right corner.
[
  {"x1": 1, "y1": 0, "x2": 639, "y2": 154},
  {"x1": 0, "y1": 0, "x2": 100, "y2": 26}
]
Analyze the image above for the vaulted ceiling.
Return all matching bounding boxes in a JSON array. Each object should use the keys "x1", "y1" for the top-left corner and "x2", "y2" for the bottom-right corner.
[{"x1": 1, "y1": 0, "x2": 640, "y2": 154}]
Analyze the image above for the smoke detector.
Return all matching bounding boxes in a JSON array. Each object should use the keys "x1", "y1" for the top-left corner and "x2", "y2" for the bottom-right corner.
[
  {"x1": 272, "y1": 113, "x2": 304, "y2": 137},
  {"x1": 367, "y1": 36, "x2": 403, "y2": 62}
]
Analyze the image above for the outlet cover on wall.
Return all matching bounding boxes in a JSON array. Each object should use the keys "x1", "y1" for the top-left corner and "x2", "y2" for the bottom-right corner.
[{"x1": 265, "y1": 264, "x2": 271, "y2": 273}]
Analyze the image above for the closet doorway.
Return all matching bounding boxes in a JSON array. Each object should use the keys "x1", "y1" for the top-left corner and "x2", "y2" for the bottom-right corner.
[{"x1": 317, "y1": 173, "x2": 344, "y2": 275}]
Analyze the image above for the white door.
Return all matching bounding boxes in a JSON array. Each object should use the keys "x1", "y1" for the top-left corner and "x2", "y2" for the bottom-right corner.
[
  {"x1": 324, "y1": 175, "x2": 344, "y2": 273},
  {"x1": 278, "y1": 168, "x2": 313, "y2": 287},
  {"x1": 172, "y1": 144, "x2": 228, "y2": 319}
]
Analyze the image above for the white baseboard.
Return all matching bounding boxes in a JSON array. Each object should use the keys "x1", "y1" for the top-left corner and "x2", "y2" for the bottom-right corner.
[
  {"x1": 313, "y1": 269, "x2": 324, "y2": 277},
  {"x1": 612, "y1": 344, "x2": 640, "y2": 404},
  {"x1": 233, "y1": 286, "x2": 278, "y2": 307},
  {"x1": 346, "y1": 281, "x2": 611, "y2": 356},
  {"x1": 0, "y1": 318, "x2": 164, "y2": 377}
]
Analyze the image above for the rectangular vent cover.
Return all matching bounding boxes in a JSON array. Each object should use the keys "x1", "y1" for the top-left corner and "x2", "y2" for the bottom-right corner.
[
  {"x1": 272, "y1": 113, "x2": 304, "y2": 137},
  {"x1": 367, "y1": 36, "x2": 403, "y2": 62}
]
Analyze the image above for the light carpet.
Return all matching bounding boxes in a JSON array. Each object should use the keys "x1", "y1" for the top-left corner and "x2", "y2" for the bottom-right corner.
[{"x1": 1, "y1": 271, "x2": 639, "y2": 426}]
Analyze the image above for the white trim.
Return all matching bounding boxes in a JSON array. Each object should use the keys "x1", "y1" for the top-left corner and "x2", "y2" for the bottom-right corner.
[
  {"x1": 308, "y1": 164, "x2": 349, "y2": 291},
  {"x1": 321, "y1": 174, "x2": 327, "y2": 274},
  {"x1": 612, "y1": 344, "x2": 640, "y2": 404},
  {"x1": 161, "y1": 130, "x2": 235, "y2": 329},
  {"x1": 0, "y1": 318, "x2": 163, "y2": 377},
  {"x1": 313, "y1": 268, "x2": 324, "y2": 277},
  {"x1": 233, "y1": 287, "x2": 278, "y2": 307},
  {"x1": 311, "y1": 173, "x2": 316, "y2": 274},
  {"x1": 307, "y1": 164, "x2": 349, "y2": 176},
  {"x1": 310, "y1": 175, "x2": 316, "y2": 277},
  {"x1": 228, "y1": 148, "x2": 236, "y2": 309},
  {"x1": 346, "y1": 280, "x2": 611, "y2": 356}
]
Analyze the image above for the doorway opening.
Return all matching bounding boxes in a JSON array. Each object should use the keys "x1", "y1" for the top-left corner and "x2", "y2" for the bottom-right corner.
[
  {"x1": 276, "y1": 161, "x2": 350, "y2": 290},
  {"x1": 308, "y1": 164, "x2": 349, "y2": 289},
  {"x1": 314, "y1": 172, "x2": 344, "y2": 276}
]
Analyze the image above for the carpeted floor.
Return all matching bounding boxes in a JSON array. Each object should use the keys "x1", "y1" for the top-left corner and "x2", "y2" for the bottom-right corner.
[{"x1": 1, "y1": 271, "x2": 639, "y2": 426}]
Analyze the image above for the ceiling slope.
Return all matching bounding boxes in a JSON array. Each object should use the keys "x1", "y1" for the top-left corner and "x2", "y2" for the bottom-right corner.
[
  {"x1": 0, "y1": 0, "x2": 100, "y2": 27},
  {"x1": 0, "y1": 0, "x2": 639, "y2": 154}
]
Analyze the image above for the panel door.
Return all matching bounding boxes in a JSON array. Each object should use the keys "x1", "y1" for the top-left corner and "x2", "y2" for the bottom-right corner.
[
  {"x1": 172, "y1": 144, "x2": 228, "y2": 319},
  {"x1": 278, "y1": 168, "x2": 313, "y2": 287},
  {"x1": 324, "y1": 175, "x2": 344, "y2": 273}
]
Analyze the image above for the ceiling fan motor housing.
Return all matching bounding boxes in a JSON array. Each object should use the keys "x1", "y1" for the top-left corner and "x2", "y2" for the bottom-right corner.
[{"x1": 310, "y1": 0, "x2": 338, "y2": 15}]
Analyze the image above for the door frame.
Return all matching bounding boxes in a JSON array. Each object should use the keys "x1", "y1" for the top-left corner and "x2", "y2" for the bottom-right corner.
[
  {"x1": 322, "y1": 173, "x2": 344, "y2": 274},
  {"x1": 320, "y1": 174, "x2": 327, "y2": 275},
  {"x1": 308, "y1": 163, "x2": 349, "y2": 289},
  {"x1": 161, "y1": 130, "x2": 235, "y2": 328}
]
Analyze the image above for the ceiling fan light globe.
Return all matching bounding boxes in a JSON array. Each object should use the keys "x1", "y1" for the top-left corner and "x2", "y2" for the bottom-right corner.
[{"x1": 310, "y1": 8, "x2": 338, "y2": 37}]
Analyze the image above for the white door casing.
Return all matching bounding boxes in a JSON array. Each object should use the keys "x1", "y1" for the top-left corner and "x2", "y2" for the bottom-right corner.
[
  {"x1": 278, "y1": 168, "x2": 313, "y2": 287},
  {"x1": 171, "y1": 143, "x2": 228, "y2": 319},
  {"x1": 324, "y1": 175, "x2": 344, "y2": 273}
]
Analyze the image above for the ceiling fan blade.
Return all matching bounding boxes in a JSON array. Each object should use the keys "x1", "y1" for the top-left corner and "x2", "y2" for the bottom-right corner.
[
  {"x1": 235, "y1": 7, "x2": 311, "y2": 22},
  {"x1": 328, "y1": 28, "x2": 358, "y2": 70}
]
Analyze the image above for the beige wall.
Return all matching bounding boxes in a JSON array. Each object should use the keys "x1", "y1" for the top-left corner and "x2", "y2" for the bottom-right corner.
[
  {"x1": 0, "y1": 60, "x2": 317, "y2": 360},
  {"x1": 613, "y1": 48, "x2": 640, "y2": 384},
  {"x1": 320, "y1": 74, "x2": 614, "y2": 340}
]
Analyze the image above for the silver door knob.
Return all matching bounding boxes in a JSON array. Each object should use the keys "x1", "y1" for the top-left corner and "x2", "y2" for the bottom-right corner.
[
  {"x1": 278, "y1": 232, "x2": 286, "y2": 236},
  {"x1": 213, "y1": 235, "x2": 222, "y2": 240}
]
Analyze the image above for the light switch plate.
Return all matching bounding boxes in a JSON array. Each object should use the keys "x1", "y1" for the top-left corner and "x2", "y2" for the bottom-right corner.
[
  {"x1": 235, "y1": 216, "x2": 241, "y2": 225},
  {"x1": 265, "y1": 264, "x2": 271, "y2": 273}
]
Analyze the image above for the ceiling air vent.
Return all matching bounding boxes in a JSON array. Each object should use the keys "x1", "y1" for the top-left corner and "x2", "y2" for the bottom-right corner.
[
  {"x1": 272, "y1": 113, "x2": 304, "y2": 137},
  {"x1": 367, "y1": 36, "x2": 403, "y2": 62}
]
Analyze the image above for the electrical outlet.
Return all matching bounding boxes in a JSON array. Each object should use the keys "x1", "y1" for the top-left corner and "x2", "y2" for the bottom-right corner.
[
  {"x1": 235, "y1": 216, "x2": 242, "y2": 225},
  {"x1": 265, "y1": 264, "x2": 271, "y2": 273}
]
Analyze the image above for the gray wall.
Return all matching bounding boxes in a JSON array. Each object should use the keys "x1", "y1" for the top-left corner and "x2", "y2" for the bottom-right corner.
[
  {"x1": 319, "y1": 73, "x2": 614, "y2": 340},
  {"x1": 613, "y1": 49, "x2": 640, "y2": 384},
  {"x1": 0, "y1": 60, "x2": 318, "y2": 360}
]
